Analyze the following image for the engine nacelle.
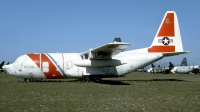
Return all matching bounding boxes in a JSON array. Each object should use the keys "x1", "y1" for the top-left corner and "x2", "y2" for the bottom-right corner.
[{"x1": 74, "y1": 59, "x2": 125, "y2": 67}]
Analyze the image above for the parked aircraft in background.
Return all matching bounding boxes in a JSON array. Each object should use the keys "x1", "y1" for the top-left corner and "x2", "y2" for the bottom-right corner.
[
  {"x1": 161, "y1": 62, "x2": 174, "y2": 74},
  {"x1": 162, "y1": 58, "x2": 187, "y2": 74},
  {"x1": 179, "y1": 57, "x2": 199, "y2": 74},
  {"x1": 171, "y1": 58, "x2": 199, "y2": 74},
  {"x1": 156, "y1": 65, "x2": 162, "y2": 73},
  {"x1": 180, "y1": 57, "x2": 187, "y2": 66},
  {"x1": 6, "y1": 62, "x2": 10, "y2": 65},
  {"x1": 147, "y1": 57, "x2": 199, "y2": 74},
  {"x1": 189, "y1": 64, "x2": 200, "y2": 74},
  {"x1": 147, "y1": 64, "x2": 155, "y2": 73},
  {"x1": 0, "y1": 61, "x2": 9, "y2": 73},
  {"x1": 147, "y1": 64, "x2": 162, "y2": 73},
  {"x1": 3, "y1": 11, "x2": 189, "y2": 82},
  {"x1": 171, "y1": 66, "x2": 192, "y2": 74},
  {"x1": 136, "y1": 67, "x2": 147, "y2": 72},
  {"x1": 0, "y1": 61, "x2": 5, "y2": 73}
]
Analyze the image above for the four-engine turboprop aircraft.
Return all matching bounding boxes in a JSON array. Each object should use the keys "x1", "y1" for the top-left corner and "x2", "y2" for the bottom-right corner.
[
  {"x1": 3, "y1": 11, "x2": 190, "y2": 82},
  {"x1": 171, "y1": 58, "x2": 199, "y2": 74}
]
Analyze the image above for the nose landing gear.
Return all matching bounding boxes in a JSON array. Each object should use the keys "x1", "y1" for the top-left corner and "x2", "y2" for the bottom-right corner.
[{"x1": 24, "y1": 78, "x2": 32, "y2": 82}]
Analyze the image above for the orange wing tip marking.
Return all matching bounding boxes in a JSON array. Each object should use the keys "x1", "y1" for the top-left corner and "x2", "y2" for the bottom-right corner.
[
  {"x1": 148, "y1": 46, "x2": 175, "y2": 52},
  {"x1": 157, "y1": 13, "x2": 175, "y2": 37}
]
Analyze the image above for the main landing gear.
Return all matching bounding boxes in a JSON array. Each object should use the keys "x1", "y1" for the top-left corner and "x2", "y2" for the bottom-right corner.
[{"x1": 83, "y1": 76, "x2": 102, "y2": 82}]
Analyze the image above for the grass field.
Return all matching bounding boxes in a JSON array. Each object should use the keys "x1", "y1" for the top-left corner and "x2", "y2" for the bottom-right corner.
[{"x1": 1, "y1": 72, "x2": 200, "y2": 112}]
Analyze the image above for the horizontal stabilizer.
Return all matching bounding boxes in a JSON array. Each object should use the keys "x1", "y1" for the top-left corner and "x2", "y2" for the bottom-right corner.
[{"x1": 162, "y1": 51, "x2": 190, "y2": 57}]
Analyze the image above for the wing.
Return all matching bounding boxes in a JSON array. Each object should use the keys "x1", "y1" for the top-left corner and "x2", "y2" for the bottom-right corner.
[{"x1": 81, "y1": 41, "x2": 131, "y2": 59}]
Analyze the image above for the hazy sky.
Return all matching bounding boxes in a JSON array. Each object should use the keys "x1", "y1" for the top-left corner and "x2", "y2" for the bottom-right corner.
[{"x1": 1, "y1": 0, "x2": 200, "y2": 66}]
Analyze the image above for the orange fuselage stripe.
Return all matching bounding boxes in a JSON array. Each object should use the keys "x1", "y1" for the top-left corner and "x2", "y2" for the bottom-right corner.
[{"x1": 27, "y1": 53, "x2": 63, "y2": 79}]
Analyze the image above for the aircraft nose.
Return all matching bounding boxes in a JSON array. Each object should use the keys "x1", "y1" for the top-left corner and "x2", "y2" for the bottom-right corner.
[{"x1": 3, "y1": 64, "x2": 15, "y2": 75}]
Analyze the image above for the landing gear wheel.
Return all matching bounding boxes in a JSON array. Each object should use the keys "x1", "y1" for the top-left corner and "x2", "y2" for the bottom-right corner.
[
  {"x1": 24, "y1": 78, "x2": 31, "y2": 82},
  {"x1": 84, "y1": 76, "x2": 90, "y2": 82},
  {"x1": 94, "y1": 77, "x2": 101, "y2": 82}
]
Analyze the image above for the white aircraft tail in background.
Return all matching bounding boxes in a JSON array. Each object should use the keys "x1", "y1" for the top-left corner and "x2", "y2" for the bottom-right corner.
[
  {"x1": 3, "y1": 11, "x2": 190, "y2": 82},
  {"x1": 180, "y1": 58, "x2": 188, "y2": 66}
]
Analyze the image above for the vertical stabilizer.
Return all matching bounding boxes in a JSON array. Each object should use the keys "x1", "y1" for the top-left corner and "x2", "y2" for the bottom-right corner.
[
  {"x1": 0, "y1": 61, "x2": 5, "y2": 68},
  {"x1": 169, "y1": 62, "x2": 174, "y2": 68},
  {"x1": 180, "y1": 58, "x2": 188, "y2": 66},
  {"x1": 151, "y1": 64, "x2": 155, "y2": 68},
  {"x1": 148, "y1": 11, "x2": 183, "y2": 53}
]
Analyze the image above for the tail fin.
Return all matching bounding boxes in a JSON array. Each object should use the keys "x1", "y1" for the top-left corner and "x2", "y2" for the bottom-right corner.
[
  {"x1": 169, "y1": 62, "x2": 174, "y2": 68},
  {"x1": 148, "y1": 11, "x2": 184, "y2": 53},
  {"x1": 0, "y1": 61, "x2": 5, "y2": 68},
  {"x1": 180, "y1": 58, "x2": 188, "y2": 66},
  {"x1": 6, "y1": 62, "x2": 10, "y2": 65}
]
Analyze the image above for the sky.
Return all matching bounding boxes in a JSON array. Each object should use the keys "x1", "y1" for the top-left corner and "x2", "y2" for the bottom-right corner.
[{"x1": 0, "y1": 0, "x2": 200, "y2": 67}]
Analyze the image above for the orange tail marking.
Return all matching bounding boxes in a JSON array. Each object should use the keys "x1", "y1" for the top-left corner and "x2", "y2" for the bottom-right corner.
[
  {"x1": 148, "y1": 46, "x2": 175, "y2": 52},
  {"x1": 157, "y1": 13, "x2": 174, "y2": 37}
]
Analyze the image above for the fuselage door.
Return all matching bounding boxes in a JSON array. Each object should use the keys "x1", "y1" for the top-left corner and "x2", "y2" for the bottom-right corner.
[{"x1": 42, "y1": 62, "x2": 49, "y2": 72}]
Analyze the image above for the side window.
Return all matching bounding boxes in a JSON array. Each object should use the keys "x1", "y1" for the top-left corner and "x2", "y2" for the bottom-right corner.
[{"x1": 42, "y1": 62, "x2": 49, "y2": 72}]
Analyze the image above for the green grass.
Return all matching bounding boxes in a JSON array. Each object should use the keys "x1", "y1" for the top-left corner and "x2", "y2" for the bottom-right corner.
[{"x1": 1, "y1": 72, "x2": 200, "y2": 112}]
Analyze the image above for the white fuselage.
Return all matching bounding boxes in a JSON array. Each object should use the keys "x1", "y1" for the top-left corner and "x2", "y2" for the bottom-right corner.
[{"x1": 4, "y1": 49, "x2": 163, "y2": 79}]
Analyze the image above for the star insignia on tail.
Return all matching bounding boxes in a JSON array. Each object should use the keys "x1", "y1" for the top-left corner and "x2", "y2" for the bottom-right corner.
[{"x1": 158, "y1": 37, "x2": 173, "y2": 45}]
